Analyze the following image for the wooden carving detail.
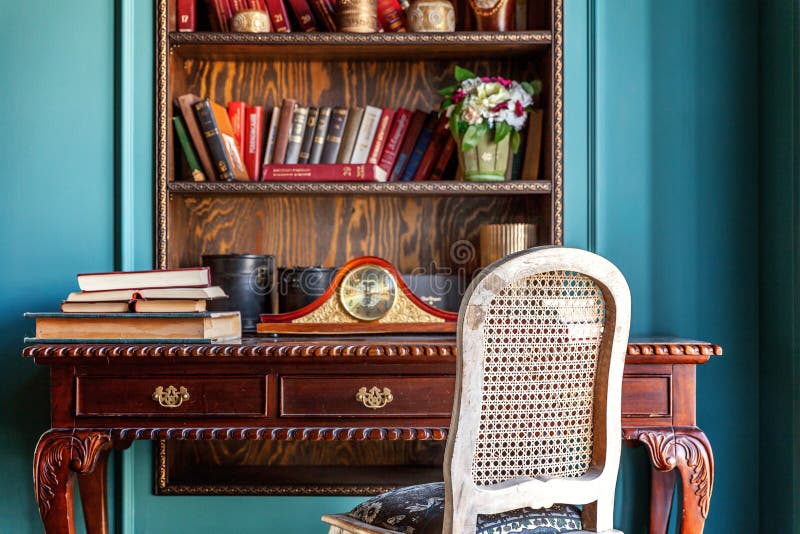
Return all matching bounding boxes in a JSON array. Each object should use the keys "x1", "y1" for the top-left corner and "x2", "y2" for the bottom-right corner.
[
  {"x1": 34, "y1": 430, "x2": 112, "y2": 521},
  {"x1": 627, "y1": 428, "x2": 677, "y2": 471},
  {"x1": 112, "y1": 427, "x2": 449, "y2": 441},
  {"x1": 168, "y1": 180, "x2": 552, "y2": 195}
]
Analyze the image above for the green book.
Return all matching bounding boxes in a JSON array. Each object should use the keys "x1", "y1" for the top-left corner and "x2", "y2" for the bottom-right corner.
[{"x1": 173, "y1": 116, "x2": 206, "y2": 182}]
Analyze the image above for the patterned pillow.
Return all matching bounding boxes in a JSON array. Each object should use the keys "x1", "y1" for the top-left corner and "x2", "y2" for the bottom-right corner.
[{"x1": 346, "y1": 482, "x2": 582, "y2": 534}]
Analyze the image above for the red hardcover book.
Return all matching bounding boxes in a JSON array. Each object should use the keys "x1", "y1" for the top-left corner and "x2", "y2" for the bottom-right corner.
[
  {"x1": 227, "y1": 101, "x2": 247, "y2": 150},
  {"x1": 309, "y1": 0, "x2": 336, "y2": 30},
  {"x1": 286, "y1": 0, "x2": 318, "y2": 30},
  {"x1": 366, "y1": 109, "x2": 395, "y2": 165},
  {"x1": 377, "y1": 0, "x2": 406, "y2": 32},
  {"x1": 248, "y1": 0, "x2": 267, "y2": 8},
  {"x1": 265, "y1": 0, "x2": 292, "y2": 31},
  {"x1": 229, "y1": 0, "x2": 249, "y2": 12},
  {"x1": 429, "y1": 134, "x2": 456, "y2": 180},
  {"x1": 413, "y1": 114, "x2": 449, "y2": 181},
  {"x1": 178, "y1": 0, "x2": 197, "y2": 31},
  {"x1": 388, "y1": 110, "x2": 427, "y2": 181},
  {"x1": 377, "y1": 108, "x2": 412, "y2": 171},
  {"x1": 261, "y1": 164, "x2": 388, "y2": 182},
  {"x1": 244, "y1": 105, "x2": 264, "y2": 181},
  {"x1": 214, "y1": 0, "x2": 233, "y2": 30}
]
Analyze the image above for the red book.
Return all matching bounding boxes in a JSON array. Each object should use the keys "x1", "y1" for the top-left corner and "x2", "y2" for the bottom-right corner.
[
  {"x1": 248, "y1": 0, "x2": 267, "y2": 7},
  {"x1": 230, "y1": 0, "x2": 249, "y2": 12},
  {"x1": 264, "y1": 0, "x2": 292, "y2": 31},
  {"x1": 272, "y1": 98, "x2": 297, "y2": 164},
  {"x1": 309, "y1": 0, "x2": 336, "y2": 30},
  {"x1": 286, "y1": 0, "x2": 318, "y2": 30},
  {"x1": 378, "y1": 109, "x2": 412, "y2": 171},
  {"x1": 429, "y1": 134, "x2": 456, "y2": 180},
  {"x1": 244, "y1": 105, "x2": 265, "y2": 181},
  {"x1": 204, "y1": 0, "x2": 227, "y2": 31},
  {"x1": 178, "y1": 0, "x2": 197, "y2": 31},
  {"x1": 261, "y1": 164, "x2": 388, "y2": 182},
  {"x1": 367, "y1": 109, "x2": 395, "y2": 165},
  {"x1": 413, "y1": 114, "x2": 449, "y2": 181},
  {"x1": 388, "y1": 110, "x2": 427, "y2": 181},
  {"x1": 377, "y1": 0, "x2": 406, "y2": 32},
  {"x1": 227, "y1": 101, "x2": 247, "y2": 151},
  {"x1": 217, "y1": 0, "x2": 233, "y2": 30}
]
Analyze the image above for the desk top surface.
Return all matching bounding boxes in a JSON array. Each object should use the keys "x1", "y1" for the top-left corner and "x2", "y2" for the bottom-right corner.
[{"x1": 23, "y1": 336, "x2": 722, "y2": 365}]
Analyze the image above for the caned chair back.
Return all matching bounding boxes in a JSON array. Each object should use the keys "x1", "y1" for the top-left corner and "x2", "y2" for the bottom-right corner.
[{"x1": 443, "y1": 247, "x2": 631, "y2": 533}]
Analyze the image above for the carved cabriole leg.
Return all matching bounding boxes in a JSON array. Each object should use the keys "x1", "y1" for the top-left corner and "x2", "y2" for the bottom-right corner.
[
  {"x1": 672, "y1": 427, "x2": 714, "y2": 534},
  {"x1": 77, "y1": 445, "x2": 111, "y2": 534},
  {"x1": 34, "y1": 430, "x2": 112, "y2": 534},
  {"x1": 625, "y1": 428, "x2": 677, "y2": 534},
  {"x1": 649, "y1": 467, "x2": 676, "y2": 533},
  {"x1": 628, "y1": 427, "x2": 714, "y2": 534}
]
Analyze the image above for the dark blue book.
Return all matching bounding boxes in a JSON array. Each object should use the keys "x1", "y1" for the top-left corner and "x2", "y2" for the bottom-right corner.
[{"x1": 400, "y1": 113, "x2": 438, "y2": 182}]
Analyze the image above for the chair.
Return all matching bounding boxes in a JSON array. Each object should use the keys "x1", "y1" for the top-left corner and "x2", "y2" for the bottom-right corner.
[{"x1": 322, "y1": 247, "x2": 631, "y2": 534}]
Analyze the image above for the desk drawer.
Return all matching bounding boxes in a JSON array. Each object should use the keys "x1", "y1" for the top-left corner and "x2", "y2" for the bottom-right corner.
[
  {"x1": 621, "y1": 375, "x2": 671, "y2": 417},
  {"x1": 280, "y1": 375, "x2": 454, "y2": 417},
  {"x1": 76, "y1": 376, "x2": 267, "y2": 417}
]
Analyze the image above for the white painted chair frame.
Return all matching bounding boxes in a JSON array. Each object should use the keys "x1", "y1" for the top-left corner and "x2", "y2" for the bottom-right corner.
[{"x1": 323, "y1": 247, "x2": 631, "y2": 534}]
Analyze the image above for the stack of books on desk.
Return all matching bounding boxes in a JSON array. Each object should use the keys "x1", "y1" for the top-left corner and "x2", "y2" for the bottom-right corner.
[{"x1": 25, "y1": 268, "x2": 241, "y2": 344}]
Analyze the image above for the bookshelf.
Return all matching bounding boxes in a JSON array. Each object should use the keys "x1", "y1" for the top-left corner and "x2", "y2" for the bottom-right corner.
[{"x1": 154, "y1": 0, "x2": 563, "y2": 494}]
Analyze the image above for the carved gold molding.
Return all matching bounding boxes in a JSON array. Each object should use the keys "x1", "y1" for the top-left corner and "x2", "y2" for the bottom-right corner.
[
  {"x1": 168, "y1": 181, "x2": 553, "y2": 195},
  {"x1": 553, "y1": 0, "x2": 564, "y2": 244}
]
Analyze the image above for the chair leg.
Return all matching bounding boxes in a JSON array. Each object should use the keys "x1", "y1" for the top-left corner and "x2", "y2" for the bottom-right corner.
[{"x1": 581, "y1": 497, "x2": 616, "y2": 533}]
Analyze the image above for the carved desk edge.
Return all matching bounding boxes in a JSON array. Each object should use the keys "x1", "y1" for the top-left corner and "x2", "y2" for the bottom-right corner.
[{"x1": 23, "y1": 337, "x2": 722, "y2": 364}]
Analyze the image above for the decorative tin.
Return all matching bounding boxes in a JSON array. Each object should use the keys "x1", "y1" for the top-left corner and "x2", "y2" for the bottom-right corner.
[
  {"x1": 479, "y1": 223, "x2": 537, "y2": 267},
  {"x1": 407, "y1": 0, "x2": 456, "y2": 31},
  {"x1": 231, "y1": 9, "x2": 271, "y2": 32},
  {"x1": 278, "y1": 267, "x2": 338, "y2": 313},
  {"x1": 336, "y1": 0, "x2": 378, "y2": 32},
  {"x1": 202, "y1": 254, "x2": 277, "y2": 331}
]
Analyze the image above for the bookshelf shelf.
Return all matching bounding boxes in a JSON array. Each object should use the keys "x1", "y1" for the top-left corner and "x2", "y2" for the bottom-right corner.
[
  {"x1": 167, "y1": 180, "x2": 553, "y2": 196},
  {"x1": 169, "y1": 31, "x2": 553, "y2": 61}
]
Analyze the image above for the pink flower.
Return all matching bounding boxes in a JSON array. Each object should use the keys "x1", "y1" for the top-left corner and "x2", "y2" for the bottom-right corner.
[
  {"x1": 515, "y1": 100, "x2": 525, "y2": 116},
  {"x1": 491, "y1": 102, "x2": 509, "y2": 112},
  {"x1": 497, "y1": 76, "x2": 512, "y2": 88},
  {"x1": 453, "y1": 90, "x2": 465, "y2": 103}
]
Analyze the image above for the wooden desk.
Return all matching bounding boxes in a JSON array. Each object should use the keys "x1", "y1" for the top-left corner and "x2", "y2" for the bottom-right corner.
[{"x1": 25, "y1": 336, "x2": 720, "y2": 534}]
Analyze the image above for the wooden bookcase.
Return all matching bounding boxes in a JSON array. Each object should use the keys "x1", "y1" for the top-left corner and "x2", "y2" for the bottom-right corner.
[{"x1": 154, "y1": 0, "x2": 563, "y2": 495}]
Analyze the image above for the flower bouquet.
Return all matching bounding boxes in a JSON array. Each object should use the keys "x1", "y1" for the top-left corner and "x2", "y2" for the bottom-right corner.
[{"x1": 440, "y1": 66, "x2": 542, "y2": 181}]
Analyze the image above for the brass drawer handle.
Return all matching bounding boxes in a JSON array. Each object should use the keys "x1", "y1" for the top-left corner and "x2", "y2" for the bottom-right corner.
[
  {"x1": 152, "y1": 385, "x2": 190, "y2": 408},
  {"x1": 356, "y1": 386, "x2": 394, "y2": 409}
]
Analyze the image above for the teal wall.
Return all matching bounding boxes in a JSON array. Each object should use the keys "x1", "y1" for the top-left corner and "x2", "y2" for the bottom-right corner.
[{"x1": 0, "y1": 0, "x2": 787, "y2": 532}]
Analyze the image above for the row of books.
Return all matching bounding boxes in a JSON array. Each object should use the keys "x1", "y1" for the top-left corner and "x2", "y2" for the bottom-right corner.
[
  {"x1": 173, "y1": 94, "x2": 461, "y2": 183},
  {"x1": 25, "y1": 268, "x2": 241, "y2": 344},
  {"x1": 178, "y1": 0, "x2": 406, "y2": 33}
]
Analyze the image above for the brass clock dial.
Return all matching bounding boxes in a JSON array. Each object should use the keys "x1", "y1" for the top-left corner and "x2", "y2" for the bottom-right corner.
[{"x1": 339, "y1": 265, "x2": 398, "y2": 321}]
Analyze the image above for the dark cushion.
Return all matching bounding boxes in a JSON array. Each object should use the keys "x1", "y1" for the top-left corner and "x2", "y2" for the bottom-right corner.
[{"x1": 346, "y1": 481, "x2": 583, "y2": 534}]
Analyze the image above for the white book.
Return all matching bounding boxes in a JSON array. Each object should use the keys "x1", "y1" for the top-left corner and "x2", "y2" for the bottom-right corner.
[
  {"x1": 349, "y1": 105, "x2": 382, "y2": 164},
  {"x1": 262, "y1": 106, "x2": 281, "y2": 170},
  {"x1": 66, "y1": 286, "x2": 228, "y2": 302}
]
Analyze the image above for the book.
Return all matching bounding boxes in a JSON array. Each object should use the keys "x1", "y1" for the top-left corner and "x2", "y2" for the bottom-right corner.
[
  {"x1": 429, "y1": 134, "x2": 456, "y2": 180},
  {"x1": 321, "y1": 107, "x2": 349, "y2": 163},
  {"x1": 133, "y1": 299, "x2": 208, "y2": 313},
  {"x1": 284, "y1": 106, "x2": 309, "y2": 164},
  {"x1": 209, "y1": 99, "x2": 249, "y2": 180},
  {"x1": 412, "y1": 114, "x2": 449, "y2": 181},
  {"x1": 77, "y1": 267, "x2": 211, "y2": 292},
  {"x1": 264, "y1": 0, "x2": 292, "y2": 31},
  {"x1": 309, "y1": 106, "x2": 332, "y2": 164},
  {"x1": 227, "y1": 101, "x2": 247, "y2": 150},
  {"x1": 66, "y1": 286, "x2": 228, "y2": 302},
  {"x1": 367, "y1": 108, "x2": 395, "y2": 165},
  {"x1": 401, "y1": 112, "x2": 438, "y2": 181},
  {"x1": 336, "y1": 107, "x2": 364, "y2": 163},
  {"x1": 377, "y1": 0, "x2": 406, "y2": 32},
  {"x1": 521, "y1": 109, "x2": 544, "y2": 180},
  {"x1": 61, "y1": 301, "x2": 131, "y2": 313},
  {"x1": 178, "y1": 0, "x2": 197, "y2": 31},
  {"x1": 262, "y1": 106, "x2": 280, "y2": 169},
  {"x1": 377, "y1": 108, "x2": 411, "y2": 172},
  {"x1": 350, "y1": 105, "x2": 382, "y2": 164},
  {"x1": 272, "y1": 98, "x2": 297, "y2": 164},
  {"x1": 176, "y1": 94, "x2": 217, "y2": 181},
  {"x1": 26, "y1": 312, "x2": 241, "y2": 341},
  {"x1": 261, "y1": 164, "x2": 388, "y2": 182},
  {"x1": 213, "y1": 0, "x2": 233, "y2": 30},
  {"x1": 243, "y1": 105, "x2": 264, "y2": 181},
  {"x1": 172, "y1": 116, "x2": 206, "y2": 182},
  {"x1": 203, "y1": 0, "x2": 221, "y2": 30},
  {"x1": 298, "y1": 107, "x2": 318, "y2": 164},
  {"x1": 286, "y1": 0, "x2": 318, "y2": 30},
  {"x1": 388, "y1": 109, "x2": 427, "y2": 181},
  {"x1": 309, "y1": 0, "x2": 337, "y2": 30},
  {"x1": 193, "y1": 99, "x2": 236, "y2": 181},
  {"x1": 229, "y1": 0, "x2": 249, "y2": 12}
]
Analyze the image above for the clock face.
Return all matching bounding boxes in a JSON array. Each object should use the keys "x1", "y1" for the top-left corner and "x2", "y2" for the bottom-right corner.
[{"x1": 339, "y1": 265, "x2": 398, "y2": 321}]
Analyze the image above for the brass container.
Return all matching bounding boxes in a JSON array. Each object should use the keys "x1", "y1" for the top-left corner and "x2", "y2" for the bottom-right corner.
[
  {"x1": 231, "y1": 9, "x2": 271, "y2": 32},
  {"x1": 479, "y1": 223, "x2": 537, "y2": 267},
  {"x1": 337, "y1": 0, "x2": 378, "y2": 32},
  {"x1": 468, "y1": 0, "x2": 515, "y2": 31},
  {"x1": 407, "y1": 0, "x2": 456, "y2": 31}
]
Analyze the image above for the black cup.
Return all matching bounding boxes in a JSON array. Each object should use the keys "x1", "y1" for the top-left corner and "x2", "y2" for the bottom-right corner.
[
  {"x1": 202, "y1": 254, "x2": 277, "y2": 331},
  {"x1": 278, "y1": 267, "x2": 338, "y2": 312}
]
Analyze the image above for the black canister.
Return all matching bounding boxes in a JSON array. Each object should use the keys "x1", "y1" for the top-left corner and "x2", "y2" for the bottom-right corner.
[
  {"x1": 401, "y1": 273, "x2": 466, "y2": 313},
  {"x1": 278, "y1": 267, "x2": 338, "y2": 312},
  {"x1": 202, "y1": 254, "x2": 277, "y2": 331}
]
